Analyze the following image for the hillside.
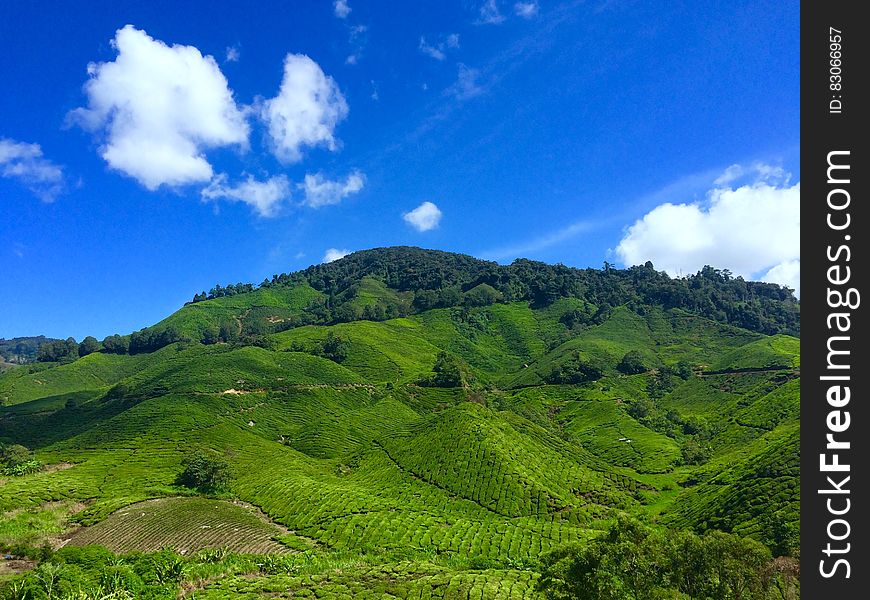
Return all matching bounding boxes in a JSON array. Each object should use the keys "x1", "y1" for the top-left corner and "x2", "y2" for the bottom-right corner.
[
  {"x1": 0, "y1": 247, "x2": 799, "y2": 599},
  {"x1": 0, "y1": 336, "x2": 60, "y2": 366}
]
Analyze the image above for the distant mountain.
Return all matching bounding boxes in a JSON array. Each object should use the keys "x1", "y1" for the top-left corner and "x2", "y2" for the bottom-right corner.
[
  {"x1": 0, "y1": 247, "x2": 800, "y2": 598},
  {"x1": 0, "y1": 335, "x2": 60, "y2": 365}
]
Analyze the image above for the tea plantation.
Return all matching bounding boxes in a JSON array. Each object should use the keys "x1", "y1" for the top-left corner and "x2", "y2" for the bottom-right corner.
[{"x1": 0, "y1": 248, "x2": 800, "y2": 599}]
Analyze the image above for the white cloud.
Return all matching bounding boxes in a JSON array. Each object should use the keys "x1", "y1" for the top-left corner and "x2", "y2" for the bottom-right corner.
[
  {"x1": 344, "y1": 24, "x2": 368, "y2": 66},
  {"x1": 514, "y1": 2, "x2": 539, "y2": 18},
  {"x1": 419, "y1": 37, "x2": 446, "y2": 60},
  {"x1": 616, "y1": 169, "x2": 800, "y2": 294},
  {"x1": 713, "y1": 162, "x2": 789, "y2": 187},
  {"x1": 478, "y1": 0, "x2": 505, "y2": 24},
  {"x1": 761, "y1": 259, "x2": 800, "y2": 297},
  {"x1": 201, "y1": 173, "x2": 291, "y2": 217},
  {"x1": 69, "y1": 25, "x2": 249, "y2": 190},
  {"x1": 447, "y1": 64, "x2": 484, "y2": 100},
  {"x1": 300, "y1": 170, "x2": 365, "y2": 208},
  {"x1": 260, "y1": 54, "x2": 349, "y2": 163},
  {"x1": 419, "y1": 34, "x2": 460, "y2": 61},
  {"x1": 225, "y1": 46, "x2": 240, "y2": 62},
  {"x1": 323, "y1": 248, "x2": 351, "y2": 263},
  {"x1": 713, "y1": 164, "x2": 743, "y2": 186},
  {"x1": 334, "y1": 0, "x2": 351, "y2": 18},
  {"x1": 403, "y1": 201, "x2": 442, "y2": 232},
  {"x1": 0, "y1": 138, "x2": 65, "y2": 201}
]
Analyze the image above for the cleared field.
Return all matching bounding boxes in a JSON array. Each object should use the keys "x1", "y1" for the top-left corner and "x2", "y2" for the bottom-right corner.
[{"x1": 68, "y1": 497, "x2": 292, "y2": 554}]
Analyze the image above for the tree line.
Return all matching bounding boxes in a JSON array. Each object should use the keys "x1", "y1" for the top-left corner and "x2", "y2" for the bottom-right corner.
[{"x1": 188, "y1": 247, "x2": 799, "y2": 337}]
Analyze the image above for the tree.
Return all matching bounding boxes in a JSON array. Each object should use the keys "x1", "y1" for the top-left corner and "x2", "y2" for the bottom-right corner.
[
  {"x1": 617, "y1": 350, "x2": 648, "y2": 375},
  {"x1": 463, "y1": 283, "x2": 503, "y2": 307},
  {"x1": 201, "y1": 326, "x2": 220, "y2": 345},
  {"x1": 538, "y1": 516, "x2": 774, "y2": 600},
  {"x1": 319, "y1": 332, "x2": 349, "y2": 363},
  {"x1": 547, "y1": 353, "x2": 605, "y2": 384},
  {"x1": 218, "y1": 321, "x2": 239, "y2": 343},
  {"x1": 176, "y1": 450, "x2": 231, "y2": 493},
  {"x1": 0, "y1": 443, "x2": 31, "y2": 467},
  {"x1": 427, "y1": 351, "x2": 468, "y2": 388},
  {"x1": 78, "y1": 336, "x2": 101, "y2": 357},
  {"x1": 101, "y1": 334, "x2": 129, "y2": 354},
  {"x1": 37, "y1": 337, "x2": 79, "y2": 362}
]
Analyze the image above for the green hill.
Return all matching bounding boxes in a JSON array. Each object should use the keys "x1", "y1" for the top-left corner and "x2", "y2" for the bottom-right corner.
[{"x1": 0, "y1": 247, "x2": 799, "y2": 598}]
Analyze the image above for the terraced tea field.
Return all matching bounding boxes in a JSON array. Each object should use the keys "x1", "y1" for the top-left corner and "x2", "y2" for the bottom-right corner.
[
  {"x1": 197, "y1": 562, "x2": 543, "y2": 599},
  {"x1": 68, "y1": 497, "x2": 293, "y2": 554}
]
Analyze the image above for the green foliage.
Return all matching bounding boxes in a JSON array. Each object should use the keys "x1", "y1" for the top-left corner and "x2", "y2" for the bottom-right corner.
[
  {"x1": 100, "y1": 335, "x2": 129, "y2": 355},
  {"x1": 0, "y1": 336, "x2": 60, "y2": 365},
  {"x1": 317, "y1": 332, "x2": 350, "y2": 363},
  {"x1": 77, "y1": 337, "x2": 101, "y2": 358},
  {"x1": 129, "y1": 327, "x2": 185, "y2": 355},
  {"x1": 616, "y1": 350, "x2": 647, "y2": 375},
  {"x1": 0, "y1": 443, "x2": 42, "y2": 476},
  {"x1": 176, "y1": 451, "x2": 231, "y2": 493},
  {"x1": 538, "y1": 516, "x2": 775, "y2": 600},
  {"x1": 424, "y1": 351, "x2": 468, "y2": 387},
  {"x1": 546, "y1": 353, "x2": 604, "y2": 384},
  {"x1": 37, "y1": 338, "x2": 80, "y2": 363}
]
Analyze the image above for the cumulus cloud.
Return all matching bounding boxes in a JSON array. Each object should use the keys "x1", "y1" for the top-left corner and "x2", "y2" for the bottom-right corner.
[
  {"x1": 616, "y1": 168, "x2": 800, "y2": 295},
  {"x1": 334, "y1": 0, "x2": 351, "y2": 18},
  {"x1": 300, "y1": 170, "x2": 365, "y2": 208},
  {"x1": 419, "y1": 34, "x2": 460, "y2": 61},
  {"x1": 0, "y1": 138, "x2": 65, "y2": 201},
  {"x1": 201, "y1": 173, "x2": 291, "y2": 217},
  {"x1": 514, "y1": 2, "x2": 539, "y2": 18},
  {"x1": 69, "y1": 25, "x2": 249, "y2": 190},
  {"x1": 323, "y1": 248, "x2": 351, "y2": 263},
  {"x1": 478, "y1": 0, "x2": 505, "y2": 24},
  {"x1": 260, "y1": 54, "x2": 349, "y2": 163},
  {"x1": 403, "y1": 201, "x2": 442, "y2": 232}
]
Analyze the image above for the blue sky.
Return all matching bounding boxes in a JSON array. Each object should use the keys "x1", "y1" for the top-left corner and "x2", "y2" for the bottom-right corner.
[{"x1": 0, "y1": 0, "x2": 799, "y2": 340}]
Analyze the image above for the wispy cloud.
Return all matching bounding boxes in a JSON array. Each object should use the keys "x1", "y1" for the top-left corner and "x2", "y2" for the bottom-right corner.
[
  {"x1": 419, "y1": 33, "x2": 460, "y2": 61},
  {"x1": 446, "y1": 64, "x2": 484, "y2": 100},
  {"x1": 344, "y1": 24, "x2": 368, "y2": 65},
  {"x1": 333, "y1": 0, "x2": 351, "y2": 19},
  {"x1": 0, "y1": 138, "x2": 65, "y2": 201},
  {"x1": 323, "y1": 248, "x2": 351, "y2": 263},
  {"x1": 477, "y1": 0, "x2": 506, "y2": 24},
  {"x1": 514, "y1": 2, "x2": 539, "y2": 19},
  {"x1": 419, "y1": 37, "x2": 446, "y2": 61},
  {"x1": 479, "y1": 220, "x2": 599, "y2": 261}
]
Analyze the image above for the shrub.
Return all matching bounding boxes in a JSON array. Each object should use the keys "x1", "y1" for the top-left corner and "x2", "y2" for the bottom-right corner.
[
  {"x1": 175, "y1": 451, "x2": 231, "y2": 493},
  {"x1": 617, "y1": 350, "x2": 648, "y2": 375}
]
